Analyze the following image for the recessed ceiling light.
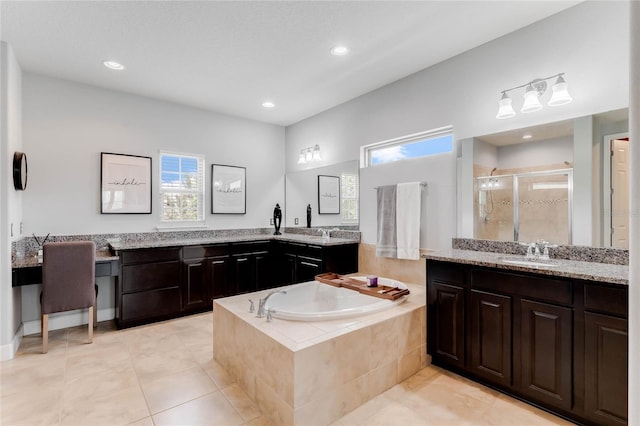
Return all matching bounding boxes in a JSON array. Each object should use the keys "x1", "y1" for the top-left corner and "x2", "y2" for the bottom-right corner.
[
  {"x1": 262, "y1": 101, "x2": 275, "y2": 108},
  {"x1": 103, "y1": 60, "x2": 124, "y2": 70},
  {"x1": 522, "y1": 134, "x2": 533, "y2": 140},
  {"x1": 330, "y1": 45, "x2": 349, "y2": 56}
]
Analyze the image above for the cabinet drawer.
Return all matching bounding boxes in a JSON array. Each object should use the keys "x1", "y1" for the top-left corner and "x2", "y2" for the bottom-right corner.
[
  {"x1": 121, "y1": 247, "x2": 180, "y2": 265},
  {"x1": 584, "y1": 284, "x2": 628, "y2": 317},
  {"x1": 427, "y1": 261, "x2": 467, "y2": 285},
  {"x1": 285, "y1": 242, "x2": 322, "y2": 259},
  {"x1": 472, "y1": 269, "x2": 571, "y2": 305},
  {"x1": 121, "y1": 287, "x2": 181, "y2": 322},
  {"x1": 122, "y1": 261, "x2": 180, "y2": 293},
  {"x1": 183, "y1": 244, "x2": 229, "y2": 259},
  {"x1": 231, "y1": 241, "x2": 270, "y2": 255}
]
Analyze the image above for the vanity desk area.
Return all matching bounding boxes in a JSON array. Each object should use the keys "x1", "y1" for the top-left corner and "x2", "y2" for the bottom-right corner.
[
  {"x1": 424, "y1": 239, "x2": 628, "y2": 426},
  {"x1": 11, "y1": 229, "x2": 360, "y2": 329}
]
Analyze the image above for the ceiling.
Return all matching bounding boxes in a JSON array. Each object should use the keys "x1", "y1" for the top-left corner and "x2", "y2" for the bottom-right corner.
[{"x1": 1, "y1": 1, "x2": 582, "y2": 127}]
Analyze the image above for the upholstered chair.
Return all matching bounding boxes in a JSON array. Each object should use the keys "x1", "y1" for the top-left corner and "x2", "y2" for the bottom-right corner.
[{"x1": 41, "y1": 241, "x2": 96, "y2": 353}]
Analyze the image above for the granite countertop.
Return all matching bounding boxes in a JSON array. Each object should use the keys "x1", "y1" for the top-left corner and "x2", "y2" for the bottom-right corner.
[
  {"x1": 108, "y1": 233, "x2": 359, "y2": 251},
  {"x1": 423, "y1": 249, "x2": 628, "y2": 285},
  {"x1": 12, "y1": 250, "x2": 118, "y2": 269}
]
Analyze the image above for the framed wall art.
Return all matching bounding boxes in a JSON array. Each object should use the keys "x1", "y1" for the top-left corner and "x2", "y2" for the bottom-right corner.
[
  {"x1": 101, "y1": 152, "x2": 152, "y2": 214},
  {"x1": 318, "y1": 175, "x2": 340, "y2": 214},
  {"x1": 211, "y1": 164, "x2": 246, "y2": 214}
]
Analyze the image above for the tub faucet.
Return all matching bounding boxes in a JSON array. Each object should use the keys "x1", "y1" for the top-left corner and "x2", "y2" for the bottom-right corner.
[{"x1": 257, "y1": 290, "x2": 287, "y2": 318}]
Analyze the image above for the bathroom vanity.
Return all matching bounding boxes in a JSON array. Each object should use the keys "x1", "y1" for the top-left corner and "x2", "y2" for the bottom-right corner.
[
  {"x1": 111, "y1": 234, "x2": 359, "y2": 328},
  {"x1": 425, "y1": 248, "x2": 628, "y2": 426}
]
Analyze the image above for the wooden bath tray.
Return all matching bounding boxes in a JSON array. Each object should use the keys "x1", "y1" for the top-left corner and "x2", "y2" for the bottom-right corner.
[{"x1": 314, "y1": 273, "x2": 410, "y2": 300}]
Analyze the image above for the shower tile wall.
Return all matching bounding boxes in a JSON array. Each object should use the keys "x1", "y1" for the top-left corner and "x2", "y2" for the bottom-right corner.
[{"x1": 474, "y1": 164, "x2": 572, "y2": 244}]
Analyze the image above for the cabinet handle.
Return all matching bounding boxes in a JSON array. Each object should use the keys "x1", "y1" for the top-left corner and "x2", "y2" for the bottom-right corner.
[{"x1": 300, "y1": 261, "x2": 319, "y2": 268}]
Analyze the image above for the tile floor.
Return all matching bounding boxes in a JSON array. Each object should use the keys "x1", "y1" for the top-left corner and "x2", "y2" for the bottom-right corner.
[{"x1": 0, "y1": 312, "x2": 573, "y2": 426}]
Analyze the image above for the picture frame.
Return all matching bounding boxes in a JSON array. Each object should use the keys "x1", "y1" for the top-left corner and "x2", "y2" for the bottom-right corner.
[
  {"x1": 101, "y1": 152, "x2": 152, "y2": 214},
  {"x1": 318, "y1": 175, "x2": 340, "y2": 214},
  {"x1": 211, "y1": 164, "x2": 246, "y2": 214}
]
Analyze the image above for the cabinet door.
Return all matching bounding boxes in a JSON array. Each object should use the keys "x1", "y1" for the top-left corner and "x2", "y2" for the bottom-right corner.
[
  {"x1": 519, "y1": 299, "x2": 572, "y2": 411},
  {"x1": 281, "y1": 253, "x2": 296, "y2": 285},
  {"x1": 296, "y1": 256, "x2": 322, "y2": 282},
  {"x1": 584, "y1": 312, "x2": 628, "y2": 426},
  {"x1": 182, "y1": 259, "x2": 209, "y2": 311},
  {"x1": 255, "y1": 253, "x2": 272, "y2": 290},
  {"x1": 208, "y1": 256, "x2": 230, "y2": 300},
  {"x1": 232, "y1": 255, "x2": 255, "y2": 294},
  {"x1": 428, "y1": 282, "x2": 465, "y2": 369},
  {"x1": 470, "y1": 290, "x2": 512, "y2": 387}
]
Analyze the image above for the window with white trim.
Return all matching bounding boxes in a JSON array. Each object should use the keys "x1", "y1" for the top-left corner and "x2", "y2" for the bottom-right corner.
[
  {"x1": 159, "y1": 152, "x2": 205, "y2": 223},
  {"x1": 362, "y1": 126, "x2": 454, "y2": 167},
  {"x1": 341, "y1": 172, "x2": 358, "y2": 223}
]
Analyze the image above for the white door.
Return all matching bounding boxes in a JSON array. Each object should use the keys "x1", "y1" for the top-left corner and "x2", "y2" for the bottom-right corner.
[{"x1": 611, "y1": 138, "x2": 629, "y2": 249}]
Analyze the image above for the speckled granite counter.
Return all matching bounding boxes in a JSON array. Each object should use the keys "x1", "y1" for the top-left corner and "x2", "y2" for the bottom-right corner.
[
  {"x1": 108, "y1": 233, "x2": 359, "y2": 251},
  {"x1": 12, "y1": 250, "x2": 118, "y2": 269},
  {"x1": 422, "y1": 249, "x2": 628, "y2": 285}
]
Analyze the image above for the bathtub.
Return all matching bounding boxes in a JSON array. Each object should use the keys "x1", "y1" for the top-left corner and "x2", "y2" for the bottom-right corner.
[{"x1": 265, "y1": 276, "x2": 409, "y2": 321}]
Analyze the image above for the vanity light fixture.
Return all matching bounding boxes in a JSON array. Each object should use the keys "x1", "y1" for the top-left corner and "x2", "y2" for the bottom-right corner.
[
  {"x1": 297, "y1": 144, "x2": 322, "y2": 164},
  {"x1": 496, "y1": 73, "x2": 572, "y2": 119},
  {"x1": 103, "y1": 60, "x2": 125, "y2": 70}
]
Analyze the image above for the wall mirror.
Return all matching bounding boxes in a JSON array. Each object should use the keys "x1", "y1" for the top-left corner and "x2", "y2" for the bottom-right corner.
[
  {"x1": 458, "y1": 108, "x2": 628, "y2": 248},
  {"x1": 284, "y1": 160, "x2": 359, "y2": 229}
]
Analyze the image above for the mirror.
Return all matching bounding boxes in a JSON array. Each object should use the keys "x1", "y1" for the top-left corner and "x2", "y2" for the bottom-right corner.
[
  {"x1": 284, "y1": 160, "x2": 359, "y2": 228},
  {"x1": 459, "y1": 108, "x2": 629, "y2": 247}
]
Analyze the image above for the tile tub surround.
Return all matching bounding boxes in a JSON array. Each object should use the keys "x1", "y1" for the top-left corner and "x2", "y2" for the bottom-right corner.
[
  {"x1": 452, "y1": 237, "x2": 628, "y2": 265},
  {"x1": 213, "y1": 282, "x2": 427, "y2": 425},
  {"x1": 423, "y1": 248, "x2": 628, "y2": 285}
]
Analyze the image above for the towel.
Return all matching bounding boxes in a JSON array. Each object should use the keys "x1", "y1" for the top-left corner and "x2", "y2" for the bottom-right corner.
[
  {"x1": 376, "y1": 185, "x2": 397, "y2": 258},
  {"x1": 396, "y1": 182, "x2": 421, "y2": 260}
]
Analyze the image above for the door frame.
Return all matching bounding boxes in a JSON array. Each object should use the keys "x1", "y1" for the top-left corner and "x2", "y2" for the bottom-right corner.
[{"x1": 602, "y1": 132, "x2": 629, "y2": 247}]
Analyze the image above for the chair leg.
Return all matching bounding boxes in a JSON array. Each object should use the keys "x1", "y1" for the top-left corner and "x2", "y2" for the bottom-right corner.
[
  {"x1": 94, "y1": 284, "x2": 98, "y2": 328},
  {"x1": 42, "y1": 314, "x2": 49, "y2": 354},
  {"x1": 88, "y1": 306, "x2": 94, "y2": 344}
]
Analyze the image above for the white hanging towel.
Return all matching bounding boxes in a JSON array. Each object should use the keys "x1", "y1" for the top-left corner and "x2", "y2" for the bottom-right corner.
[{"x1": 396, "y1": 182, "x2": 421, "y2": 260}]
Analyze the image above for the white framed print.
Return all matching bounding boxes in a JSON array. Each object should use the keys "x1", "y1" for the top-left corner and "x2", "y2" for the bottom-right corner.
[
  {"x1": 211, "y1": 164, "x2": 246, "y2": 214},
  {"x1": 318, "y1": 175, "x2": 340, "y2": 214},
  {"x1": 101, "y1": 152, "x2": 152, "y2": 214}
]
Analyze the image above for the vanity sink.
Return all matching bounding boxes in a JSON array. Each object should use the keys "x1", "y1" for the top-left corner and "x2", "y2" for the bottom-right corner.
[{"x1": 500, "y1": 257, "x2": 558, "y2": 268}]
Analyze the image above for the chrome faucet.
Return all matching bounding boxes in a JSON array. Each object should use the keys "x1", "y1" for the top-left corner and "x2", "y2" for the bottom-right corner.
[
  {"x1": 522, "y1": 240, "x2": 556, "y2": 260},
  {"x1": 256, "y1": 290, "x2": 287, "y2": 318},
  {"x1": 319, "y1": 228, "x2": 330, "y2": 241}
]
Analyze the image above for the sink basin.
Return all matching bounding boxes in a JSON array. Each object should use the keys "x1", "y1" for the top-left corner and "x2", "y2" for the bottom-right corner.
[{"x1": 500, "y1": 257, "x2": 558, "y2": 268}]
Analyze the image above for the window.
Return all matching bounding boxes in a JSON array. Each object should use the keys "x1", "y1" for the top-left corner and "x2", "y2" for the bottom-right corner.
[
  {"x1": 341, "y1": 172, "x2": 358, "y2": 223},
  {"x1": 160, "y1": 152, "x2": 205, "y2": 223},
  {"x1": 362, "y1": 126, "x2": 453, "y2": 167}
]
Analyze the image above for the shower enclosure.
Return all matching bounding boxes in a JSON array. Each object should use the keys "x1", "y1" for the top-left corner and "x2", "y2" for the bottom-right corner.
[{"x1": 474, "y1": 169, "x2": 573, "y2": 245}]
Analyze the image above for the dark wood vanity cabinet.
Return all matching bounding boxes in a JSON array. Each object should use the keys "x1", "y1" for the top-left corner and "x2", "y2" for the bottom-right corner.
[
  {"x1": 272, "y1": 241, "x2": 358, "y2": 285},
  {"x1": 117, "y1": 247, "x2": 182, "y2": 327},
  {"x1": 426, "y1": 261, "x2": 467, "y2": 369},
  {"x1": 583, "y1": 282, "x2": 628, "y2": 426},
  {"x1": 426, "y1": 260, "x2": 628, "y2": 425},
  {"x1": 182, "y1": 244, "x2": 231, "y2": 311},
  {"x1": 115, "y1": 238, "x2": 358, "y2": 328}
]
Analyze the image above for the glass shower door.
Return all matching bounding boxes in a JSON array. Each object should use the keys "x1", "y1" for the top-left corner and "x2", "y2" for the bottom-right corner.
[{"x1": 515, "y1": 171, "x2": 571, "y2": 245}]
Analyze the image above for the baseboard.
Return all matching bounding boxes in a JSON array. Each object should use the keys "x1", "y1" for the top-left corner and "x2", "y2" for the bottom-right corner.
[
  {"x1": 0, "y1": 323, "x2": 24, "y2": 361},
  {"x1": 23, "y1": 307, "x2": 115, "y2": 336}
]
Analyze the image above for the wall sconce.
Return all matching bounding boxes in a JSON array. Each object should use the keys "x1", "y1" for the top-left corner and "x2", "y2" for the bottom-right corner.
[
  {"x1": 496, "y1": 73, "x2": 573, "y2": 119},
  {"x1": 297, "y1": 144, "x2": 322, "y2": 164}
]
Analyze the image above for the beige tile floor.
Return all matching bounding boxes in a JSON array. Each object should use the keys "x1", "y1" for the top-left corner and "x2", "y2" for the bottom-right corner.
[{"x1": 0, "y1": 312, "x2": 573, "y2": 426}]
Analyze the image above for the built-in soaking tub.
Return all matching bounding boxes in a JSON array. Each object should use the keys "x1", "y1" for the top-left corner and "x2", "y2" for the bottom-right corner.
[{"x1": 265, "y1": 276, "x2": 409, "y2": 321}]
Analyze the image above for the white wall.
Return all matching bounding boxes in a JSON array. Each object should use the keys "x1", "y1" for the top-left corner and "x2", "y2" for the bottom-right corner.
[
  {"x1": 497, "y1": 136, "x2": 573, "y2": 169},
  {"x1": 1, "y1": 42, "x2": 24, "y2": 360},
  {"x1": 285, "y1": 1, "x2": 629, "y2": 249},
  {"x1": 22, "y1": 73, "x2": 286, "y2": 236}
]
